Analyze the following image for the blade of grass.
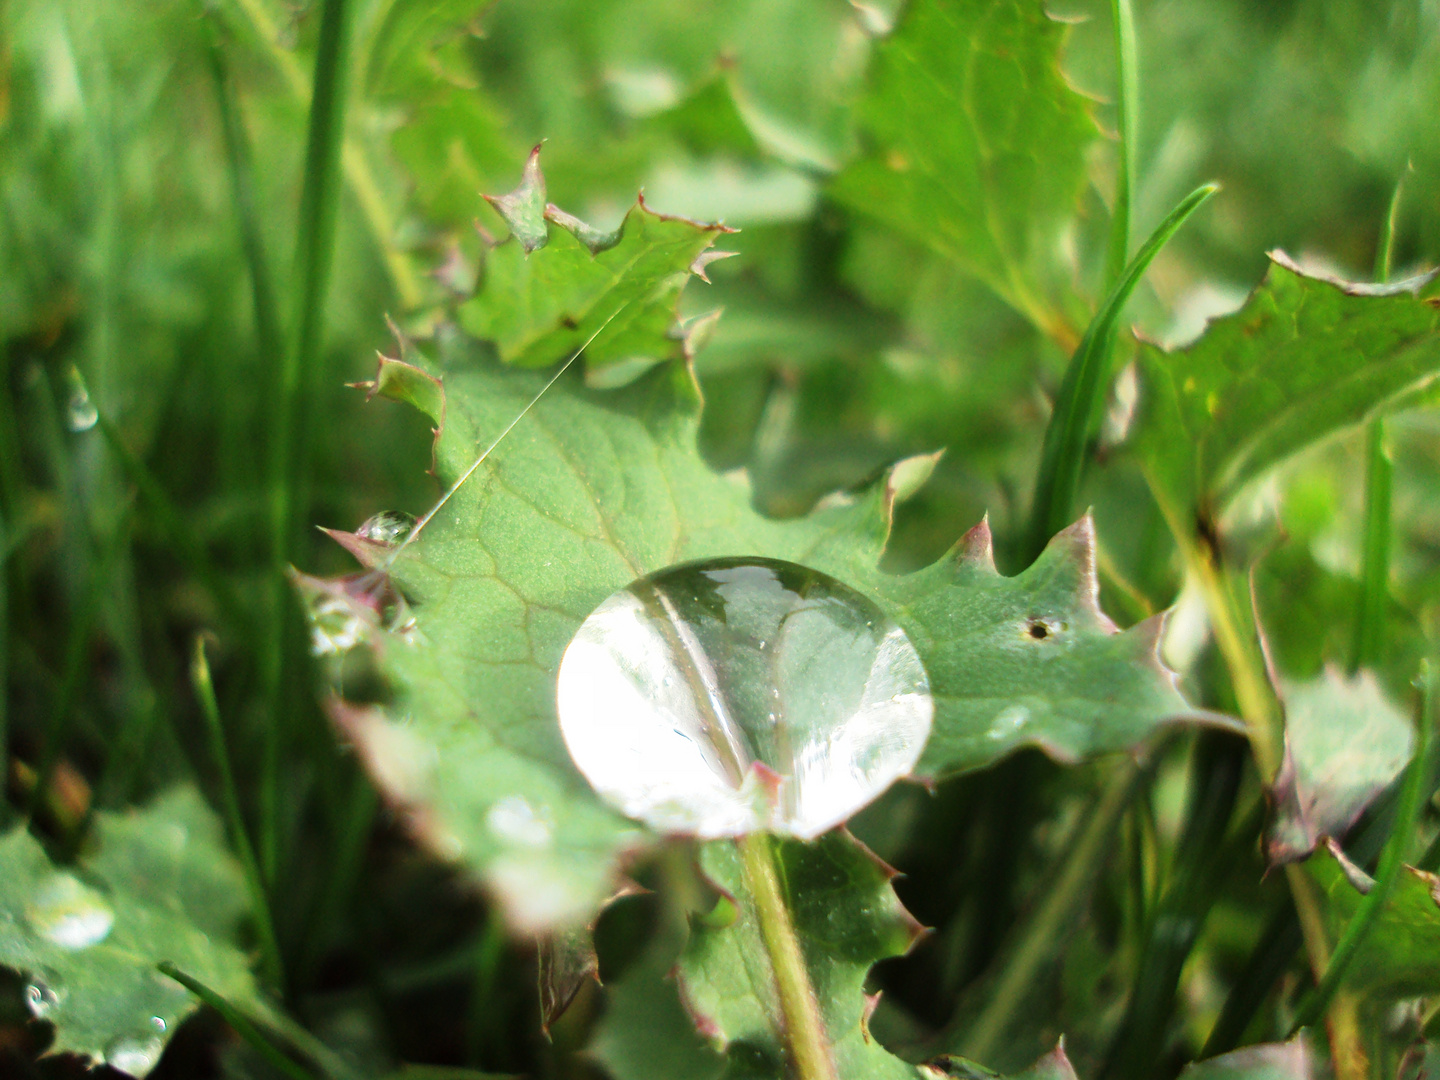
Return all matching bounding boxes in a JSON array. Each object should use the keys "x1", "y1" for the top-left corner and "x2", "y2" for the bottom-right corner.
[
  {"x1": 157, "y1": 962, "x2": 318, "y2": 1080},
  {"x1": 95, "y1": 413, "x2": 254, "y2": 638},
  {"x1": 263, "y1": 0, "x2": 356, "y2": 886},
  {"x1": 221, "y1": 0, "x2": 422, "y2": 308},
  {"x1": 1200, "y1": 898, "x2": 1302, "y2": 1057},
  {"x1": 201, "y1": 8, "x2": 285, "y2": 370},
  {"x1": 1350, "y1": 172, "x2": 1406, "y2": 673},
  {"x1": 0, "y1": 504, "x2": 8, "y2": 821},
  {"x1": 1103, "y1": 0, "x2": 1138, "y2": 289},
  {"x1": 1097, "y1": 734, "x2": 1254, "y2": 1080},
  {"x1": 1289, "y1": 663, "x2": 1437, "y2": 1035},
  {"x1": 954, "y1": 754, "x2": 1150, "y2": 1062},
  {"x1": 1026, "y1": 183, "x2": 1217, "y2": 563},
  {"x1": 192, "y1": 637, "x2": 284, "y2": 989}
]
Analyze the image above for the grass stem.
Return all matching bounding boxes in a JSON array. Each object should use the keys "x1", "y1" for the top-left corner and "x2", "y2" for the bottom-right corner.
[
  {"x1": 737, "y1": 833, "x2": 838, "y2": 1080},
  {"x1": 958, "y1": 755, "x2": 1146, "y2": 1061},
  {"x1": 263, "y1": 0, "x2": 356, "y2": 886},
  {"x1": 191, "y1": 637, "x2": 285, "y2": 989},
  {"x1": 1103, "y1": 0, "x2": 1138, "y2": 290},
  {"x1": 158, "y1": 962, "x2": 317, "y2": 1080}
]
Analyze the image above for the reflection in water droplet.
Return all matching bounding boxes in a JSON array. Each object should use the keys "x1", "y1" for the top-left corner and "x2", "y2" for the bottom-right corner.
[
  {"x1": 556, "y1": 558, "x2": 933, "y2": 839},
  {"x1": 104, "y1": 1032, "x2": 165, "y2": 1076},
  {"x1": 63, "y1": 366, "x2": 98, "y2": 432},
  {"x1": 357, "y1": 510, "x2": 416, "y2": 546},
  {"x1": 25, "y1": 979, "x2": 63, "y2": 1019},
  {"x1": 25, "y1": 873, "x2": 115, "y2": 949}
]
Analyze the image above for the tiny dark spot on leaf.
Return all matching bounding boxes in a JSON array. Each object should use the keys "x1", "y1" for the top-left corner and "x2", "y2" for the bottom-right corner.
[
  {"x1": 561, "y1": 315, "x2": 579, "y2": 329},
  {"x1": 1027, "y1": 621, "x2": 1049, "y2": 640}
]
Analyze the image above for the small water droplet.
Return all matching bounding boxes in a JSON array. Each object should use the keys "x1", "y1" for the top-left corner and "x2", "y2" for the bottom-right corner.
[
  {"x1": 24, "y1": 978, "x2": 63, "y2": 1019},
  {"x1": 556, "y1": 558, "x2": 933, "y2": 839},
  {"x1": 357, "y1": 510, "x2": 416, "y2": 546},
  {"x1": 486, "y1": 795, "x2": 553, "y2": 848},
  {"x1": 63, "y1": 366, "x2": 98, "y2": 432},
  {"x1": 104, "y1": 1031, "x2": 165, "y2": 1076},
  {"x1": 25, "y1": 873, "x2": 114, "y2": 949}
]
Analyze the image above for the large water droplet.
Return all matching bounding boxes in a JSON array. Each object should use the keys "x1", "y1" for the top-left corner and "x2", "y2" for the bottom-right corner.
[
  {"x1": 62, "y1": 365, "x2": 98, "y2": 432},
  {"x1": 357, "y1": 510, "x2": 416, "y2": 546},
  {"x1": 104, "y1": 1030, "x2": 165, "y2": 1076},
  {"x1": 25, "y1": 872, "x2": 114, "y2": 949},
  {"x1": 556, "y1": 558, "x2": 933, "y2": 839}
]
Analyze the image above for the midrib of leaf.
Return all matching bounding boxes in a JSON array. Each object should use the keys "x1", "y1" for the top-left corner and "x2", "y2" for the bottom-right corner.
[{"x1": 1208, "y1": 319, "x2": 1440, "y2": 507}]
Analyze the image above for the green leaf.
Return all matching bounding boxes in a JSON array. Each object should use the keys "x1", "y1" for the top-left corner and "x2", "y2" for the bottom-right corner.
[
  {"x1": 829, "y1": 0, "x2": 1098, "y2": 337},
  {"x1": 0, "y1": 786, "x2": 258, "y2": 1074},
  {"x1": 459, "y1": 149, "x2": 733, "y2": 378},
  {"x1": 1306, "y1": 840, "x2": 1440, "y2": 998},
  {"x1": 318, "y1": 333, "x2": 1219, "y2": 930},
  {"x1": 676, "y1": 831, "x2": 926, "y2": 1079},
  {"x1": 1268, "y1": 668, "x2": 1413, "y2": 865},
  {"x1": 1130, "y1": 254, "x2": 1440, "y2": 528},
  {"x1": 363, "y1": 0, "x2": 487, "y2": 97},
  {"x1": 1175, "y1": 1039, "x2": 1311, "y2": 1080}
]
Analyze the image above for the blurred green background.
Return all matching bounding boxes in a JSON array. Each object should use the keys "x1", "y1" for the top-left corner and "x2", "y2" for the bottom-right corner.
[{"x1": 1, "y1": 0, "x2": 1438, "y2": 1076}]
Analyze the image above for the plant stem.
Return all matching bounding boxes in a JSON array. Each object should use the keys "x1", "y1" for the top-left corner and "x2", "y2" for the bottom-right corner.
[
  {"x1": 191, "y1": 637, "x2": 285, "y2": 989},
  {"x1": 958, "y1": 755, "x2": 1146, "y2": 1062},
  {"x1": 1290, "y1": 665, "x2": 1436, "y2": 1034},
  {"x1": 1104, "y1": 0, "x2": 1138, "y2": 290},
  {"x1": 1200, "y1": 898, "x2": 1301, "y2": 1057},
  {"x1": 1026, "y1": 184, "x2": 1216, "y2": 563},
  {"x1": 263, "y1": 0, "x2": 356, "y2": 886},
  {"x1": 737, "y1": 833, "x2": 838, "y2": 1080},
  {"x1": 1183, "y1": 534, "x2": 1368, "y2": 1078}
]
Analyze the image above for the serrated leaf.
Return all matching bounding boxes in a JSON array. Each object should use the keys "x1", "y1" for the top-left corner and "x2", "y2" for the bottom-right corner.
[
  {"x1": 829, "y1": 0, "x2": 1097, "y2": 337},
  {"x1": 1268, "y1": 667, "x2": 1413, "y2": 865},
  {"x1": 676, "y1": 831, "x2": 927, "y2": 1079},
  {"x1": 0, "y1": 786, "x2": 257, "y2": 1075},
  {"x1": 319, "y1": 332, "x2": 1216, "y2": 929},
  {"x1": 1131, "y1": 254, "x2": 1440, "y2": 526},
  {"x1": 1307, "y1": 840, "x2": 1440, "y2": 998},
  {"x1": 460, "y1": 151, "x2": 731, "y2": 377},
  {"x1": 1176, "y1": 1039, "x2": 1312, "y2": 1080}
]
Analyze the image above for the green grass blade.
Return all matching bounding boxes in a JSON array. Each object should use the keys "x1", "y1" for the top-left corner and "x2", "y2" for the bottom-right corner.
[
  {"x1": 1289, "y1": 664, "x2": 1437, "y2": 1035},
  {"x1": 191, "y1": 638, "x2": 285, "y2": 990},
  {"x1": 201, "y1": 8, "x2": 285, "y2": 368},
  {"x1": 263, "y1": 0, "x2": 357, "y2": 885},
  {"x1": 158, "y1": 962, "x2": 317, "y2": 1080},
  {"x1": 1026, "y1": 182, "x2": 1218, "y2": 563},
  {"x1": 1103, "y1": 0, "x2": 1139, "y2": 289},
  {"x1": 1350, "y1": 173, "x2": 1406, "y2": 673},
  {"x1": 1350, "y1": 420, "x2": 1393, "y2": 672}
]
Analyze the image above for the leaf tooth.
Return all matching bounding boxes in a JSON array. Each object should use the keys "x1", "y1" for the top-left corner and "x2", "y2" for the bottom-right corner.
[
  {"x1": 689, "y1": 249, "x2": 738, "y2": 282},
  {"x1": 1033, "y1": 514, "x2": 1116, "y2": 632},
  {"x1": 483, "y1": 144, "x2": 549, "y2": 254},
  {"x1": 953, "y1": 514, "x2": 997, "y2": 574},
  {"x1": 317, "y1": 526, "x2": 390, "y2": 569}
]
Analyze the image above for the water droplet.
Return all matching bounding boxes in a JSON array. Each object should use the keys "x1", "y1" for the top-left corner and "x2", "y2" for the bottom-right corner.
[
  {"x1": 24, "y1": 977, "x2": 63, "y2": 1019},
  {"x1": 104, "y1": 1031, "x2": 165, "y2": 1076},
  {"x1": 63, "y1": 366, "x2": 98, "y2": 432},
  {"x1": 357, "y1": 510, "x2": 416, "y2": 546},
  {"x1": 556, "y1": 558, "x2": 933, "y2": 839},
  {"x1": 25, "y1": 872, "x2": 114, "y2": 949},
  {"x1": 486, "y1": 795, "x2": 553, "y2": 848}
]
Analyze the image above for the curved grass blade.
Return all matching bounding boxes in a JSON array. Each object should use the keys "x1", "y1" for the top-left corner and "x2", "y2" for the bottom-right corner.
[
  {"x1": 158, "y1": 962, "x2": 316, "y2": 1080},
  {"x1": 1026, "y1": 183, "x2": 1217, "y2": 563}
]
